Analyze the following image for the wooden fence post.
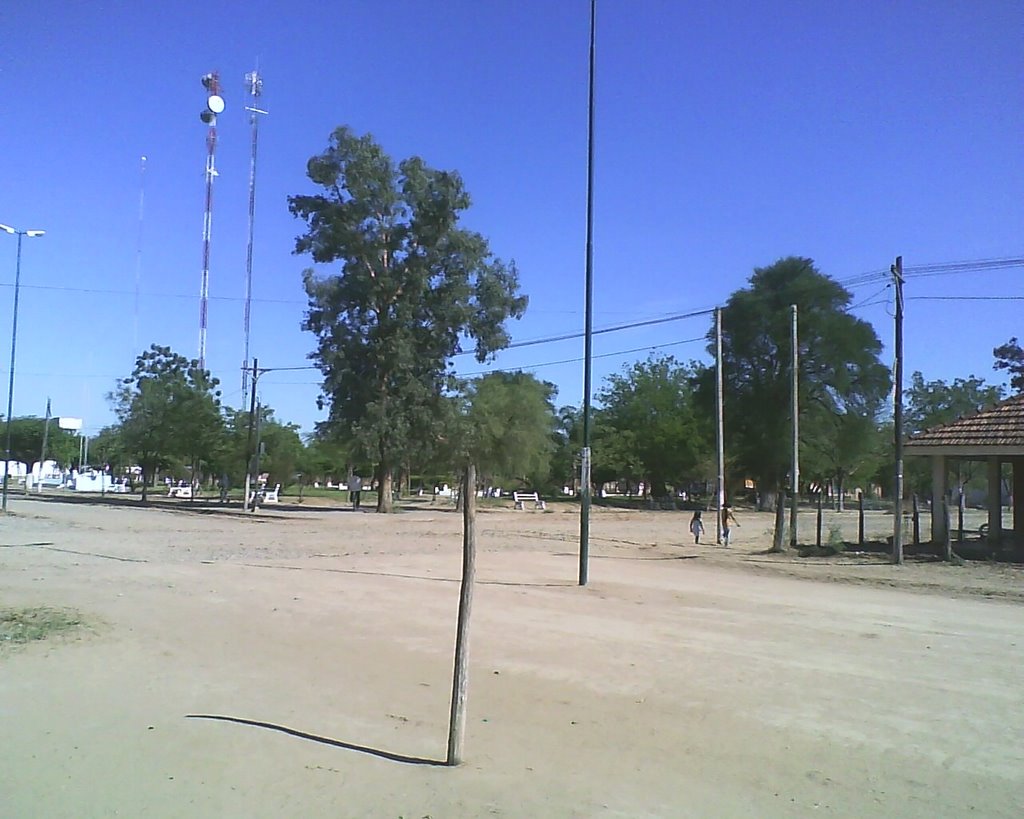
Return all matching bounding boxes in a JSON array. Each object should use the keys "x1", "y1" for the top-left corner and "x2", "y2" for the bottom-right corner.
[{"x1": 447, "y1": 463, "x2": 477, "y2": 766}]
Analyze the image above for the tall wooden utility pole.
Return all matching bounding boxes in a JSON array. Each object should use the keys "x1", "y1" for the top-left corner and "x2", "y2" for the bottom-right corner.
[
  {"x1": 447, "y1": 462, "x2": 477, "y2": 766},
  {"x1": 715, "y1": 307, "x2": 725, "y2": 544},
  {"x1": 892, "y1": 255, "x2": 905, "y2": 565},
  {"x1": 789, "y1": 304, "x2": 799, "y2": 549}
]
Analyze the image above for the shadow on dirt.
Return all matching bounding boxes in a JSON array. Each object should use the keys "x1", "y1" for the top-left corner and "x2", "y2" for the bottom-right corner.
[{"x1": 185, "y1": 714, "x2": 446, "y2": 766}]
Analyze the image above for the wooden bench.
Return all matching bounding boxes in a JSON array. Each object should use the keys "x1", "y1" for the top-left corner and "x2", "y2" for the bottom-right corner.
[{"x1": 513, "y1": 491, "x2": 546, "y2": 511}]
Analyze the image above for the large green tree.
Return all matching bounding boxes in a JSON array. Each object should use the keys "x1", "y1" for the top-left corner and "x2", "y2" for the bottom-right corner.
[
  {"x1": 594, "y1": 355, "x2": 709, "y2": 498},
  {"x1": 902, "y1": 371, "x2": 1005, "y2": 496},
  {"x1": 290, "y1": 127, "x2": 527, "y2": 511},
  {"x1": 463, "y1": 372, "x2": 557, "y2": 490},
  {"x1": 803, "y1": 409, "x2": 885, "y2": 509},
  {"x1": 717, "y1": 257, "x2": 890, "y2": 512},
  {"x1": 111, "y1": 345, "x2": 224, "y2": 500},
  {"x1": 905, "y1": 371, "x2": 1004, "y2": 435},
  {"x1": 5, "y1": 416, "x2": 78, "y2": 470}
]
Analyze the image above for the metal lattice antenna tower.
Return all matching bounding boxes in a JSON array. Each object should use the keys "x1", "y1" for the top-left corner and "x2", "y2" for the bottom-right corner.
[
  {"x1": 198, "y1": 71, "x2": 224, "y2": 370},
  {"x1": 133, "y1": 155, "x2": 146, "y2": 353},
  {"x1": 241, "y1": 67, "x2": 267, "y2": 408}
]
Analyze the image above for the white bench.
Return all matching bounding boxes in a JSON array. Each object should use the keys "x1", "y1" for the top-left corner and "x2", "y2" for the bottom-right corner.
[
  {"x1": 513, "y1": 491, "x2": 546, "y2": 511},
  {"x1": 168, "y1": 485, "x2": 193, "y2": 499},
  {"x1": 249, "y1": 483, "x2": 281, "y2": 506}
]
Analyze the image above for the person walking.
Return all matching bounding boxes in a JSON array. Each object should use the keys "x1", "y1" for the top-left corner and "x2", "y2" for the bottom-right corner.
[
  {"x1": 721, "y1": 504, "x2": 739, "y2": 546},
  {"x1": 689, "y1": 510, "x2": 705, "y2": 544},
  {"x1": 350, "y1": 474, "x2": 363, "y2": 510}
]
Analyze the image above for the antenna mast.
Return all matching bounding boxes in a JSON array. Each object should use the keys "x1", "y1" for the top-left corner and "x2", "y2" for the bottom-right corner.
[
  {"x1": 198, "y1": 71, "x2": 224, "y2": 370},
  {"x1": 241, "y1": 68, "x2": 266, "y2": 408},
  {"x1": 133, "y1": 155, "x2": 146, "y2": 353}
]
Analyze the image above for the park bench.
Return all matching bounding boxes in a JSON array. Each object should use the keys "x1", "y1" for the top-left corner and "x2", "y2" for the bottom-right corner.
[
  {"x1": 248, "y1": 483, "x2": 281, "y2": 506},
  {"x1": 167, "y1": 485, "x2": 192, "y2": 499},
  {"x1": 513, "y1": 491, "x2": 546, "y2": 511}
]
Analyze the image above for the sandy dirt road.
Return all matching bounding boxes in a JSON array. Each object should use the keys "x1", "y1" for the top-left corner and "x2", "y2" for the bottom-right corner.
[{"x1": 2, "y1": 496, "x2": 1023, "y2": 817}]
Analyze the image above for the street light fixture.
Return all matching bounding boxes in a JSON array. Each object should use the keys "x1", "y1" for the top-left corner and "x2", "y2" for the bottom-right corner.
[{"x1": 1, "y1": 223, "x2": 46, "y2": 512}]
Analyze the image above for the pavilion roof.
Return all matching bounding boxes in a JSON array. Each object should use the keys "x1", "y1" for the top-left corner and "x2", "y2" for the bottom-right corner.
[{"x1": 905, "y1": 392, "x2": 1024, "y2": 455}]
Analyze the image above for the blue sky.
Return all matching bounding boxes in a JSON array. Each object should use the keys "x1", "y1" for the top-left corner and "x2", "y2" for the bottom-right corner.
[{"x1": 1, "y1": 0, "x2": 1021, "y2": 438}]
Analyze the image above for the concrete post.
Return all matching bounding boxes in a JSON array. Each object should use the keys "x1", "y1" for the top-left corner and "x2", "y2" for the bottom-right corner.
[
  {"x1": 1012, "y1": 456, "x2": 1023, "y2": 552},
  {"x1": 930, "y1": 455, "x2": 947, "y2": 544},
  {"x1": 987, "y1": 456, "x2": 1002, "y2": 543}
]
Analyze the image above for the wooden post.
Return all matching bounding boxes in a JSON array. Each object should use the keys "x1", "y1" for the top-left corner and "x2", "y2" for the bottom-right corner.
[
  {"x1": 942, "y1": 493, "x2": 953, "y2": 562},
  {"x1": 891, "y1": 255, "x2": 904, "y2": 565},
  {"x1": 447, "y1": 462, "x2": 477, "y2": 766},
  {"x1": 912, "y1": 493, "x2": 920, "y2": 546},
  {"x1": 816, "y1": 489, "x2": 823, "y2": 548},
  {"x1": 858, "y1": 490, "x2": 865, "y2": 548}
]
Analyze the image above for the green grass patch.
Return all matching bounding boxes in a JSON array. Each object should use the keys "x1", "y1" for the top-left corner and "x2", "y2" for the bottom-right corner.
[{"x1": 0, "y1": 607, "x2": 85, "y2": 646}]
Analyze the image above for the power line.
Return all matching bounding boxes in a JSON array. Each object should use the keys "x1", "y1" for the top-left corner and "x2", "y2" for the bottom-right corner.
[
  {"x1": 457, "y1": 306, "x2": 715, "y2": 356},
  {"x1": 461, "y1": 334, "x2": 709, "y2": 377},
  {"x1": 908, "y1": 295, "x2": 1024, "y2": 301},
  {"x1": 259, "y1": 334, "x2": 712, "y2": 384}
]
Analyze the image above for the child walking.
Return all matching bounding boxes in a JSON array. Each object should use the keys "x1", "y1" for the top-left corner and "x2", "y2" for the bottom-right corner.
[{"x1": 689, "y1": 510, "x2": 705, "y2": 544}]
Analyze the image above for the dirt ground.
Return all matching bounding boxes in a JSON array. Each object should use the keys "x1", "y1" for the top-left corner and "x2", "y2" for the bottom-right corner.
[{"x1": 2, "y1": 495, "x2": 1022, "y2": 818}]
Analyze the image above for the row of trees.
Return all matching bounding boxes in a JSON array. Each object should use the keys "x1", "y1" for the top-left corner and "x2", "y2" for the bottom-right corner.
[
  {"x1": 289, "y1": 128, "x2": 1023, "y2": 513},
  {"x1": 17, "y1": 128, "x2": 1022, "y2": 512}
]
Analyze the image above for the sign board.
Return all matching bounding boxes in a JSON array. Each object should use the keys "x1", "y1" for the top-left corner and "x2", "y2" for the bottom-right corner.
[{"x1": 58, "y1": 417, "x2": 83, "y2": 431}]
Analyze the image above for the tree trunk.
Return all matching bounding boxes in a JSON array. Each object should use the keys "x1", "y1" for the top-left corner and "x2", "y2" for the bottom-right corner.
[
  {"x1": 141, "y1": 464, "x2": 150, "y2": 502},
  {"x1": 770, "y1": 489, "x2": 787, "y2": 552},
  {"x1": 376, "y1": 466, "x2": 394, "y2": 513}
]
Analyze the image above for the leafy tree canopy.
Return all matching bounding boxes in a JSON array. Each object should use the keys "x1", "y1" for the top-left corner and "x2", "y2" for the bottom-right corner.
[
  {"x1": 290, "y1": 127, "x2": 527, "y2": 511},
  {"x1": 717, "y1": 256, "x2": 890, "y2": 494},
  {"x1": 110, "y1": 345, "x2": 224, "y2": 500},
  {"x1": 905, "y1": 371, "x2": 1004, "y2": 435},
  {"x1": 5, "y1": 416, "x2": 78, "y2": 469},
  {"x1": 595, "y1": 354, "x2": 708, "y2": 498},
  {"x1": 463, "y1": 372, "x2": 557, "y2": 488},
  {"x1": 993, "y1": 337, "x2": 1024, "y2": 393}
]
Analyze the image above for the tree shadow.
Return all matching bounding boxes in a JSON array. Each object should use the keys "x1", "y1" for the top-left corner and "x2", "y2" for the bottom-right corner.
[{"x1": 185, "y1": 714, "x2": 446, "y2": 766}]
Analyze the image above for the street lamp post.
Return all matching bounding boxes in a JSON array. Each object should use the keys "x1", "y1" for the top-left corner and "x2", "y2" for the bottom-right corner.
[{"x1": 1, "y1": 223, "x2": 45, "y2": 512}]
